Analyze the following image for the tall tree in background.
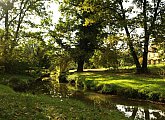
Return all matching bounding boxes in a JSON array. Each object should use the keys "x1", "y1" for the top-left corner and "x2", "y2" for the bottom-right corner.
[
  {"x1": 133, "y1": 0, "x2": 164, "y2": 72},
  {"x1": 94, "y1": 0, "x2": 165, "y2": 73},
  {"x1": 52, "y1": 0, "x2": 104, "y2": 72}
]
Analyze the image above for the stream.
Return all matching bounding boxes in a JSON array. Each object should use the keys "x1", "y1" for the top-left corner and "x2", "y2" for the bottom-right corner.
[{"x1": 50, "y1": 83, "x2": 165, "y2": 120}]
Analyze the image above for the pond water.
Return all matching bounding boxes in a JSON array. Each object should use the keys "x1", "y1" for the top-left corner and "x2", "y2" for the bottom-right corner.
[{"x1": 51, "y1": 83, "x2": 165, "y2": 120}]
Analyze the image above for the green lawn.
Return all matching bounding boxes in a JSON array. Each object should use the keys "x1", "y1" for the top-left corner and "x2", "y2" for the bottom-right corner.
[
  {"x1": 68, "y1": 65, "x2": 165, "y2": 102},
  {"x1": 0, "y1": 84, "x2": 128, "y2": 120}
]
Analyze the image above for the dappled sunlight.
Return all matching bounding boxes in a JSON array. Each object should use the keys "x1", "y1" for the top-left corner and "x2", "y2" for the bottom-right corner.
[
  {"x1": 0, "y1": 0, "x2": 164, "y2": 119},
  {"x1": 69, "y1": 71, "x2": 165, "y2": 93},
  {"x1": 68, "y1": 70, "x2": 165, "y2": 103}
]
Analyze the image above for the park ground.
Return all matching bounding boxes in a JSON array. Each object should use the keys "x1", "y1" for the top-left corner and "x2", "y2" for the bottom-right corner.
[
  {"x1": 68, "y1": 64, "x2": 165, "y2": 103},
  {"x1": 0, "y1": 63, "x2": 164, "y2": 119}
]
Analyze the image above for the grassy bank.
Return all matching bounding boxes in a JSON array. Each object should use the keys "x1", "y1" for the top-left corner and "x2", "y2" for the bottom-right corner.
[
  {"x1": 68, "y1": 66, "x2": 165, "y2": 103},
  {"x1": 0, "y1": 84, "x2": 128, "y2": 120}
]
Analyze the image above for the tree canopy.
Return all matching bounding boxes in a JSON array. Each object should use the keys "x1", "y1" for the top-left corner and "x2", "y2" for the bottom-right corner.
[{"x1": 0, "y1": 0, "x2": 164, "y2": 74}]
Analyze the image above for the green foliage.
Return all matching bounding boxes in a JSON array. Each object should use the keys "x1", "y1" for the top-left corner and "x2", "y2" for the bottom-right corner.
[
  {"x1": 58, "y1": 72, "x2": 68, "y2": 83},
  {"x1": 138, "y1": 89, "x2": 149, "y2": 100},
  {"x1": 89, "y1": 35, "x2": 134, "y2": 69},
  {"x1": 52, "y1": 50, "x2": 75, "y2": 73},
  {"x1": 148, "y1": 92, "x2": 160, "y2": 101},
  {"x1": 84, "y1": 80, "x2": 98, "y2": 90},
  {"x1": 122, "y1": 88, "x2": 139, "y2": 99},
  {"x1": 52, "y1": 0, "x2": 105, "y2": 71},
  {"x1": 101, "y1": 84, "x2": 118, "y2": 94},
  {"x1": 0, "y1": 73, "x2": 55, "y2": 94},
  {"x1": 0, "y1": 0, "x2": 53, "y2": 74},
  {"x1": 8, "y1": 76, "x2": 28, "y2": 92},
  {"x1": 28, "y1": 78, "x2": 54, "y2": 95}
]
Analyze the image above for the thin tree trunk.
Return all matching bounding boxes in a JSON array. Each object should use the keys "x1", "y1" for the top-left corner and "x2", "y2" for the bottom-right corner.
[
  {"x1": 125, "y1": 27, "x2": 142, "y2": 73},
  {"x1": 4, "y1": 8, "x2": 9, "y2": 72},
  {"x1": 4, "y1": 9, "x2": 9, "y2": 48},
  {"x1": 77, "y1": 59, "x2": 84, "y2": 72},
  {"x1": 118, "y1": 0, "x2": 142, "y2": 73}
]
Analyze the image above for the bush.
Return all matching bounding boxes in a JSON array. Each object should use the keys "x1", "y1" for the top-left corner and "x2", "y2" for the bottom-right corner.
[
  {"x1": 76, "y1": 80, "x2": 85, "y2": 90},
  {"x1": 123, "y1": 88, "x2": 139, "y2": 99},
  {"x1": 101, "y1": 84, "x2": 118, "y2": 94},
  {"x1": 95, "y1": 84, "x2": 104, "y2": 92},
  {"x1": 149, "y1": 92, "x2": 160, "y2": 101},
  {"x1": 28, "y1": 77, "x2": 54, "y2": 94},
  {"x1": 58, "y1": 72, "x2": 68, "y2": 83},
  {"x1": 8, "y1": 77, "x2": 28, "y2": 92},
  {"x1": 138, "y1": 90, "x2": 149, "y2": 100},
  {"x1": 84, "y1": 80, "x2": 98, "y2": 90},
  {"x1": 159, "y1": 93, "x2": 165, "y2": 103}
]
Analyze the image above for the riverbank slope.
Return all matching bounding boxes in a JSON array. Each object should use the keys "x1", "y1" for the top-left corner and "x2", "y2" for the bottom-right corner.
[
  {"x1": 68, "y1": 66, "x2": 165, "y2": 103},
  {"x1": 0, "y1": 84, "x2": 128, "y2": 119}
]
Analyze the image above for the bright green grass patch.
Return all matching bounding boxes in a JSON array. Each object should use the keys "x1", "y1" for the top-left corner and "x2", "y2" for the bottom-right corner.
[
  {"x1": 68, "y1": 71, "x2": 165, "y2": 102},
  {"x1": 0, "y1": 85, "x2": 128, "y2": 120}
]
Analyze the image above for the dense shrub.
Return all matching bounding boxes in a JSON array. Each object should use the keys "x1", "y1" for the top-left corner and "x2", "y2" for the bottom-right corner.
[
  {"x1": 101, "y1": 84, "x2": 118, "y2": 94},
  {"x1": 8, "y1": 77, "x2": 28, "y2": 92},
  {"x1": 58, "y1": 72, "x2": 68, "y2": 83},
  {"x1": 28, "y1": 77, "x2": 54, "y2": 94},
  {"x1": 123, "y1": 88, "x2": 139, "y2": 99},
  {"x1": 76, "y1": 80, "x2": 85, "y2": 90},
  {"x1": 138, "y1": 90, "x2": 149, "y2": 100},
  {"x1": 5, "y1": 75, "x2": 54, "y2": 95},
  {"x1": 95, "y1": 84, "x2": 104, "y2": 91},
  {"x1": 159, "y1": 93, "x2": 165, "y2": 103},
  {"x1": 84, "y1": 80, "x2": 98, "y2": 90},
  {"x1": 148, "y1": 92, "x2": 160, "y2": 101}
]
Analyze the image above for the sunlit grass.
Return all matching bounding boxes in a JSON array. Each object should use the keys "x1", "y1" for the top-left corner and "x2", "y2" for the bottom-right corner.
[{"x1": 68, "y1": 65, "x2": 165, "y2": 102}]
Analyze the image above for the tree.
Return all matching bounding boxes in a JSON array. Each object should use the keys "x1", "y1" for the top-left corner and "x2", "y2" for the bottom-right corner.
[
  {"x1": 51, "y1": 0, "x2": 104, "y2": 72},
  {"x1": 134, "y1": 0, "x2": 163, "y2": 73},
  {"x1": 91, "y1": 0, "x2": 165, "y2": 73},
  {"x1": 97, "y1": 36, "x2": 121, "y2": 69},
  {"x1": 0, "y1": 0, "x2": 51, "y2": 72}
]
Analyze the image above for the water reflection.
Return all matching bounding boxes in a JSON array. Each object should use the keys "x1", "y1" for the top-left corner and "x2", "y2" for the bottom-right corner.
[
  {"x1": 51, "y1": 83, "x2": 165, "y2": 120},
  {"x1": 116, "y1": 105, "x2": 165, "y2": 120},
  {"x1": 50, "y1": 83, "x2": 73, "y2": 98}
]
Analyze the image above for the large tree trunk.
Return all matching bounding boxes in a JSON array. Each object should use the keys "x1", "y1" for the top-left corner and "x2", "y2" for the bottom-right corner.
[
  {"x1": 141, "y1": 0, "x2": 149, "y2": 73},
  {"x1": 142, "y1": 35, "x2": 149, "y2": 73},
  {"x1": 141, "y1": 0, "x2": 161, "y2": 73},
  {"x1": 77, "y1": 59, "x2": 84, "y2": 72}
]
